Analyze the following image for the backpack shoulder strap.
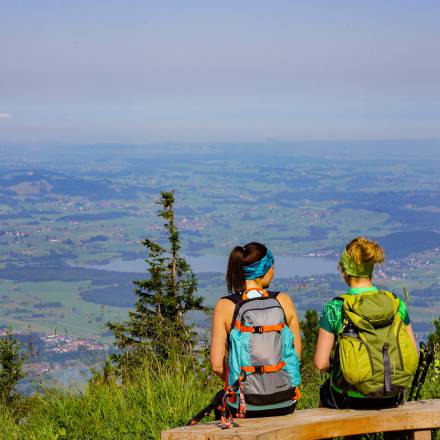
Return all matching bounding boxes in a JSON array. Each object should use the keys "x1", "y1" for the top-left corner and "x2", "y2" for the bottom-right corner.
[
  {"x1": 332, "y1": 294, "x2": 351, "y2": 335},
  {"x1": 222, "y1": 290, "x2": 280, "y2": 303},
  {"x1": 221, "y1": 294, "x2": 246, "y2": 341},
  {"x1": 266, "y1": 291, "x2": 286, "y2": 322},
  {"x1": 267, "y1": 290, "x2": 280, "y2": 298},
  {"x1": 223, "y1": 291, "x2": 281, "y2": 336},
  {"x1": 221, "y1": 294, "x2": 242, "y2": 304}
]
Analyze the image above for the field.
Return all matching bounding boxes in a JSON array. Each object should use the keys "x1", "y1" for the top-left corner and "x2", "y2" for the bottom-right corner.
[{"x1": 1, "y1": 141, "x2": 440, "y2": 341}]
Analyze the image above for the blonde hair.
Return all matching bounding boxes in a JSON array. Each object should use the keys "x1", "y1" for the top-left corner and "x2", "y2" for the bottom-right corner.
[{"x1": 345, "y1": 236, "x2": 385, "y2": 265}]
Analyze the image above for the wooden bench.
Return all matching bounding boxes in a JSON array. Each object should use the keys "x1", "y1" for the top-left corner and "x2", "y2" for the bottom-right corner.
[{"x1": 162, "y1": 400, "x2": 440, "y2": 440}]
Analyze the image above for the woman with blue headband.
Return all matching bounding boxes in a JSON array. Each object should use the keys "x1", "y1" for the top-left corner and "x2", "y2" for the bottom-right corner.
[
  {"x1": 314, "y1": 237, "x2": 418, "y2": 410},
  {"x1": 211, "y1": 242, "x2": 301, "y2": 420}
]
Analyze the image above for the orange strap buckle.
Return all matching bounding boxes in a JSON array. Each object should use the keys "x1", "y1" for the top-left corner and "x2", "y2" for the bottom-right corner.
[
  {"x1": 241, "y1": 361, "x2": 286, "y2": 374},
  {"x1": 235, "y1": 320, "x2": 285, "y2": 333}
]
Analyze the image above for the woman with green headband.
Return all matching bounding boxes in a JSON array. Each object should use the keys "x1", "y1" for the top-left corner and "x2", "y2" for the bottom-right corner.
[
  {"x1": 210, "y1": 242, "x2": 302, "y2": 419},
  {"x1": 314, "y1": 236, "x2": 417, "y2": 409}
]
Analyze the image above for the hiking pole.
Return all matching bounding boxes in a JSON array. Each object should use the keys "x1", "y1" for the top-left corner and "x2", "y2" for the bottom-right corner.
[
  {"x1": 414, "y1": 344, "x2": 434, "y2": 401},
  {"x1": 188, "y1": 389, "x2": 226, "y2": 425},
  {"x1": 187, "y1": 375, "x2": 243, "y2": 426},
  {"x1": 408, "y1": 342, "x2": 426, "y2": 401}
]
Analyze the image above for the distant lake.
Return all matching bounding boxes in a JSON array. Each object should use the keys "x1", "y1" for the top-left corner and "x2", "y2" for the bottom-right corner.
[{"x1": 88, "y1": 255, "x2": 338, "y2": 278}]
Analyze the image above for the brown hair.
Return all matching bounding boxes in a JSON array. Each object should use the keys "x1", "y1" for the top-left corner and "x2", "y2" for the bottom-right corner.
[
  {"x1": 345, "y1": 236, "x2": 385, "y2": 265},
  {"x1": 226, "y1": 242, "x2": 268, "y2": 294}
]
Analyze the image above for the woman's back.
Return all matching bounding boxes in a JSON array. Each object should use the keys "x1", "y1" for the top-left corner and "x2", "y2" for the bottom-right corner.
[
  {"x1": 211, "y1": 243, "x2": 301, "y2": 419},
  {"x1": 315, "y1": 237, "x2": 418, "y2": 409},
  {"x1": 213, "y1": 290, "x2": 301, "y2": 339}
]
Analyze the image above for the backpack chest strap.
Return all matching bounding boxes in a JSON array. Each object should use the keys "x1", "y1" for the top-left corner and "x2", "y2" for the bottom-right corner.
[
  {"x1": 241, "y1": 361, "x2": 286, "y2": 374},
  {"x1": 235, "y1": 320, "x2": 285, "y2": 333}
]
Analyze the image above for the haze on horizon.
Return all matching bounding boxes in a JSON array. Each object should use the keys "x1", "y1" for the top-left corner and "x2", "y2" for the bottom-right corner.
[{"x1": 1, "y1": 0, "x2": 439, "y2": 144}]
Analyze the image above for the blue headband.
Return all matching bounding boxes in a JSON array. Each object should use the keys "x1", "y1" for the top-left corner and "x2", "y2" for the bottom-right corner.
[{"x1": 243, "y1": 249, "x2": 274, "y2": 280}]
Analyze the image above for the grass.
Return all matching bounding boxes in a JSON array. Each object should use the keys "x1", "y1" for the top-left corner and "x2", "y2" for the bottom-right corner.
[
  {"x1": 0, "y1": 348, "x2": 438, "y2": 439},
  {"x1": 0, "y1": 352, "x2": 221, "y2": 440},
  {"x1": 0, "y1": 280, "x2": 126, "y2": 338}
]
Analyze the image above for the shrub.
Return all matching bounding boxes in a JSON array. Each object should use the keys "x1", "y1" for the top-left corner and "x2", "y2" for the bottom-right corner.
[
  {"x1": 0, "y1": 329, "x2": 26, "y2": 407},
  {"x1": 0, "y1": 351, "x2": 220, "y2": 439}
]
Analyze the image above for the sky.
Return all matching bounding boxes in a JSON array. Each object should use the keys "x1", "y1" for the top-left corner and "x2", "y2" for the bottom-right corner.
[{"x1": 0, "y1": 0, "x2": 439, "y2": 143}]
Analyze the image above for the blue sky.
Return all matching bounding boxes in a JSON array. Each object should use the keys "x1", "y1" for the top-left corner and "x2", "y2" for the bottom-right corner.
[{"x1": 1, "y1": 1, "x2": 439, "y2": 143}]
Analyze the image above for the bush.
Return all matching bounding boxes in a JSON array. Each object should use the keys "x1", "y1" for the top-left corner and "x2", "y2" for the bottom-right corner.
[
  {"x1": 0, "y1": 351, "x2": 220, "y2": 439},
  {"x1": 0, "y1": 329, "x2": 26, "y2": 407}
]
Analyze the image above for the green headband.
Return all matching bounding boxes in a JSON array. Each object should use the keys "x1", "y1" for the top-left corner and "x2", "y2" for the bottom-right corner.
[{"x1": 339, "y1": 248, "x2": 374, "y2": 278}]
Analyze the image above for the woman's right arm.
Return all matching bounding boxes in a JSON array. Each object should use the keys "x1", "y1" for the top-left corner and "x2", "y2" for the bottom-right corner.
[
  {"x1": 314, "y1": 328, "x2": 335, "y2": 371},
  {"x1": 210, "y1": 299, "x2": 231, "y2": 380},
  {"x1": 277, "y1": 293, "x2": 302, "y2": 359}
]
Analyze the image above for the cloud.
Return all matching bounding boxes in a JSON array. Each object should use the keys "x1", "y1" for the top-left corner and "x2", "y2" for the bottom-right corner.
[{"x1": 0, "y1": 112, "x2": 12, "y2": 119}]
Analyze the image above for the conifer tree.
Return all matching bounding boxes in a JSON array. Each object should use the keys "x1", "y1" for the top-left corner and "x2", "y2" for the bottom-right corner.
[
  {"x1": 299, "y1": 308, "x2": 320, "y2": 385},
  {"x1": 0, "y1": 330, "x2": 26, "y2": 405},
  {"x1": 107, "y1": 192, "x2": 207, "y2": 363},
  {"x1": 428, "y1": 317, "x2": 440, "y2": 347},
  {"x1": 300, "y1": 308, "x2": 319, "y2": 363}
]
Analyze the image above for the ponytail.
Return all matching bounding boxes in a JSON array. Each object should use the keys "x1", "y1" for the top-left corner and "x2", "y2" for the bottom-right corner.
[
  {"x1": 226, "y1": 242, "x2": 268, "y2": 294},
  {"x1": 226, "y1": 246, "x2": 246, "y2": 294}
]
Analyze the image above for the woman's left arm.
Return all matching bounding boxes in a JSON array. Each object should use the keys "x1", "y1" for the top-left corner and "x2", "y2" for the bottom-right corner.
[
  {"x1": 277, "y1": 293, "x2": 302, "y2": 360},
  {"x1": 210, "y1": 299, "x2": 230, "y2": 380}
]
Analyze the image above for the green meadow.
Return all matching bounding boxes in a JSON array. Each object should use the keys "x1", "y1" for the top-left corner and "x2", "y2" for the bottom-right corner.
[
  {"x1": 0, "y1": 350, "x2": 438, "y2": 440},
  {"x1": 0, "y1": 279, "x2": 124, "y2": 339}
]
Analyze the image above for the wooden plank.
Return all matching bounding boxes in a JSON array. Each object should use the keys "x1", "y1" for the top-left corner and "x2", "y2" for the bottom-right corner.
[
  {"x1": 412, "y1": 431, "x2": 432, "y2": 440},
  {"x1": 161, "y1": 400, "x2": 440, "y2": 440}
]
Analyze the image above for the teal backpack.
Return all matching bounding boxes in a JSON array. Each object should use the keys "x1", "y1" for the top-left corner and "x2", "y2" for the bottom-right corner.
[{"x1": 224, "y1": 288, "x2": 301, "y2": 414}]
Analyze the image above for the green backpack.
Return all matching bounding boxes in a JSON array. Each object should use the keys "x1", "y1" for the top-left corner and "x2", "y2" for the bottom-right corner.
[{"x1": 336, "y1": 290, "x2": 418, "y2": 397}]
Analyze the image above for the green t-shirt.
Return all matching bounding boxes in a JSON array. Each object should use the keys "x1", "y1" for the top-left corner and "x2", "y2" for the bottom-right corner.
[{"x1": 319, "y1": 286, "x2": 411, "y2": 335}]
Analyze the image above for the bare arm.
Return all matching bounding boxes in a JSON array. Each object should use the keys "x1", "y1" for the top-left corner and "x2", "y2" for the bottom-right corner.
[
  {"x1": 277, "y1": 293, "x2": 302, "y2": 360},
  {"x1": 314, "y1": 328, "x2": 335, "y2": 372},
  {"x1": 210, "y1": 299, "x2": 233, "y2": 380}
]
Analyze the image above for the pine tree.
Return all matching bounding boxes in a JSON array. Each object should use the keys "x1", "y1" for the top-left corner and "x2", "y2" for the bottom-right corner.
[
  {"x1": 107, "y1": 192, "x2": 207, "y2": 365},
  {"x1": 0, "y1": 329, "x2": 26, "y2": 405},
  {"x1": 300, "y1": 308, "x2": 319, "y2": 363},
  {"x1": 428, "y1": 316, "x2": 440, "y2": 347}
]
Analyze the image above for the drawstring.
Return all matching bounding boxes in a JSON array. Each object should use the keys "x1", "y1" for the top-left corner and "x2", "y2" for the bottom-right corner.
[
  {"x1": 237, "y1": 373, "x2": 247, "y2": 418},
  {"x1": 217, "y1": 371, "x2": 247, "y2": 429},
  {"x1": 218, "y1": 394, "x2": 234, "y2": 429}
]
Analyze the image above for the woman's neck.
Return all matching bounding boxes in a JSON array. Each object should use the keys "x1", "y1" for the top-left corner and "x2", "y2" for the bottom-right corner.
[
  {"x1": 245, "y1": 279, "x2": 265, "y2": 290},
  {"x1": 348, "y1": 277, "x2": 374, "y2": 289}
]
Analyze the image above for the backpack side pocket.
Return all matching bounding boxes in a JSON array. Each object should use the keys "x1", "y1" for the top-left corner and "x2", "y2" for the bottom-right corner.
[
  {"x1": 339, "y1": 335, "x2": 374, "y2": 384},
  {"x1": 396, "y1": 322, "x2": 418, "y2": 375}
]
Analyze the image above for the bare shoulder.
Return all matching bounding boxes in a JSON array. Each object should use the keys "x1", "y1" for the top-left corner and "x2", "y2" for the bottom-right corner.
[
  {"x1": 276, "y1": 292, "x2": 295, "y2": 307},
  {"x1": 275, "y1": 292, "x2": 298, "y2": 327},
  {"x1": 213, "y1": 297, "x2": 236, "y2": 332},
  {"x1": 213, "y1": 297, "x2": 236, "y2": 315}
]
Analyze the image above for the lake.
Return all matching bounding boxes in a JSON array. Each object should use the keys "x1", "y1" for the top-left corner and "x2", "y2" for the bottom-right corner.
[{"x1": 88, "y1": 255, "x2": 338, "y2": 278}]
